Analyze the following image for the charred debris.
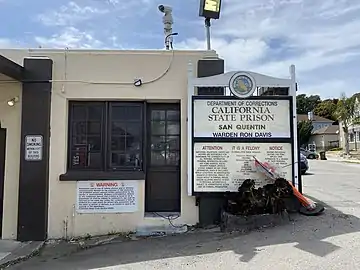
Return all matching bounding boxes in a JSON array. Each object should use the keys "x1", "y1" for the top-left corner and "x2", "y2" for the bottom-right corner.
[{"x1": 224, "y1": 178, "x2": 296, "y2": 216}]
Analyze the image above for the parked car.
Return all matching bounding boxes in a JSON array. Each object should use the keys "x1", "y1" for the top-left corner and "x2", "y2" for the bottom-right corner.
[
  {"x1": 300, "y1": 148, "x2": 319, "y2": 159},
  {"x1": 300, "y1": 153, "x2": 309, "y2": 175}
]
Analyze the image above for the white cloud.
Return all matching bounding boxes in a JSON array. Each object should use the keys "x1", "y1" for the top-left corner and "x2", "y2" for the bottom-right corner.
[
  {"x1": 37, "y1": 0, "x2": 156, "y2": 27},
  {"x1": 35, "y1": 27, "x2": 103, "y2": 48},
  {"x1": 177, "y1": 37, "x2": 269, "y2": 72},
  {"x1": 37, "y1": 1, "x2": 109, "y2": 26},
  {"x1": 179, "y1": 0, "x2": 360, "y2": 97},
  {"x1": 299, "y1": 80, "x2": 348, "y2": 100},
  {"x1": 0, "y1": 38, "x2": 15, "y2": 48},
  {"x1": 0, "y1": 38, "x2": 24, "y2": 48},
  {"x1": 17, "y1": 0, "x2": 360, "y2": 98}
]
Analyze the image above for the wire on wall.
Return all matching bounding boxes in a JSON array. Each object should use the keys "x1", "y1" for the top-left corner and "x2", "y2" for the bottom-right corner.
[
  {"x1": 151, "y1": 212, "x2": 195, "y2": 233},
  {"x1": 0, "y1": 48, "x2": 176, "y2": 86}
]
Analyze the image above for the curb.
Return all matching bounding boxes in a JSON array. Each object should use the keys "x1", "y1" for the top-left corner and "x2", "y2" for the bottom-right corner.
[
  {"x1": 0, "y1": 241, "x2": 45, "y2": 269},
  {"x1": 326, "y1": 158, "x2": 360, "y2": 164},
  {"x1": 0, "y1": 235, "x2": 120, "y2": 269},
  {"x1": 77, "y1": 235, "x2": 119, "y2": 250},
  {"x1": 342, "y1": 160, "x2": 360, "y2": 164}
]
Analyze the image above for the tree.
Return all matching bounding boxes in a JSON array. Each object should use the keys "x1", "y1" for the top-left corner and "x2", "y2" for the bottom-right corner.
[
  {"x1": 296, "y1": 94, "x2": 321, "y2": 114},
  {"x1": 298, "y1": 120, "x2": 313, "y2": 147},
  {"x1": 333, "y1": 94, "x2": 360, "y2": 154},
  {"x1": 313, "y1": 99, "x2": 338, "y2": 121}
]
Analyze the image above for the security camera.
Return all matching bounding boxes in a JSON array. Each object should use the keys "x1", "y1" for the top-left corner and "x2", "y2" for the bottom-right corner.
[{"x1": 158, "y1": 5, "x2": 172, "y2": 13}]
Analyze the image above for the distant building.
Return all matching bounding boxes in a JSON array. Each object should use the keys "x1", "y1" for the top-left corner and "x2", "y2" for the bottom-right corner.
[
  {"x1": 297, "y1": 114, "x2": 334, "y2": 132},
  {"x1": 309, "y1": 125, "x2": 340, "y2": 150},
  {"x1": 339, "y1": 95, "x2": 360, "y2": 150}
]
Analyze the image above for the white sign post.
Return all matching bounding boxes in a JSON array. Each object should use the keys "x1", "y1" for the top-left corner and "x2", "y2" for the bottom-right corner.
[
  {"x1": 187, "y1": 65, "x2": 298, "y2": 195},
  {"x1": 25, "y1": 135, "x2": 43, "y2": 161}
]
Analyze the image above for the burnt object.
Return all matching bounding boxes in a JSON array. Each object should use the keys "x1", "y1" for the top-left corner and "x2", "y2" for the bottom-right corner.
[
  {"x1": 225, "y1": 178, "x2": 294, "y2": 216},
  {"x1": 220, "y1": 210, "x2": 290, "y2": 233},
  {"x1": 221, "y1": 178, "x2": 296, "y2": 232}
]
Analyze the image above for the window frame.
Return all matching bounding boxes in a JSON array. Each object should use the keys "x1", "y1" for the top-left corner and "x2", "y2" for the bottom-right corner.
[
  {"x1": 67, "y1": 101, "x2": 106, "y2": 171},
  {"x1": 349, "y1": 133, "x2": 355, "y2": 143},
  {"x1": 107, "y1": 101, "x2": 144, "y2": 172},
  {"x1": 64, "y1": 101, "x2": 145, "y2": 179},
  {"x1": 147, "y1": 103, "x2": 181, "y2": 168},
  {"x1": 61, "y1": 101, "x2": 181, "y2": 181}
]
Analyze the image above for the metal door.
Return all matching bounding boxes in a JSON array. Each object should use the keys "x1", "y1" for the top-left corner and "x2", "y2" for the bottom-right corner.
[
  {"x1": 145, "y1": 104, "x2": 181, "y2": 213},
  {"x1": 0, "y1": 129, "x2": 6, "y2": 237}
]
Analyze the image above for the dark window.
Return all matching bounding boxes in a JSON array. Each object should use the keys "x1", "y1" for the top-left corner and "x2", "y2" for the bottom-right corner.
[
  {"x1": 149, "y1": 108, "x2": 180, "y2": 166},
  {"x1": 109, "y1": 103, "x2": 143, "y2": 170},
  {"x1": 68, "y1": 103, "x2": 104, "y2": 170},
  {"x1": 349, "y1": 133, "x2": 355, "y2": 142},
  {"x1": 67, "y1": 101, "x2": 144, "y2": 172},
  {"x1": 67, "y1": 102, "x2": 180, "y2": 175}
]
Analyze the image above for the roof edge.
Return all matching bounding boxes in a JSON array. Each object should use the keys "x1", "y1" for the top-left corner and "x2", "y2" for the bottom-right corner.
[{"x1": 0, "y1": 48, "x2": 219, "y2": 56}]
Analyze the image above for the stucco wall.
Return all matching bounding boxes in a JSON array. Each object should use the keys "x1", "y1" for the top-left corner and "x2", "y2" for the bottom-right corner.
[
  {"x1": 0, "y1": 74, "x2": 22, "y2": 239},
  {"x1": 309, "y1": 134, "x2": 339, "y2": 150},
  {"x1": 5, "y1": 49, "x2": 215, "y2": 239}
]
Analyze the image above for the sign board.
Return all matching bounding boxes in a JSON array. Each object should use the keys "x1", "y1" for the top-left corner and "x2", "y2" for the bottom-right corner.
[
  {"x1": 193, "y1": 142, "x2": 293, "y2": 192},
  {"x1": 193, "y1": 98, "x2": 291, "y2": 138},
  {"x1": 25, "y1": 135, "x2": 43, "y2": 161},
  {"x1": 76, "y1": 180, "x2": 139, "y2": 213}
]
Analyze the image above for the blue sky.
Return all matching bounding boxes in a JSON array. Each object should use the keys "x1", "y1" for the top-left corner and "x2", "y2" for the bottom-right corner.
[{"x1": 1, "y1": 0, "x2": 360, "y2": 99}]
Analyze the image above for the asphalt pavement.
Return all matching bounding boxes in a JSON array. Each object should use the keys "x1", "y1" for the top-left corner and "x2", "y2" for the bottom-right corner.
[{"x1": 11, "y1": 160, "x2": 360, "y2": 270}]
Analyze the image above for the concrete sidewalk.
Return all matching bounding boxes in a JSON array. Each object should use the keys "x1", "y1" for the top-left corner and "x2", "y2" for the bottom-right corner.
[
  {"x1": 0, "y1": 234, "x2": 125, "y2": 269},
  {"x1": 9, "y1": 160, "x2": 360, "y2": 270},
  {"x1": 324, "y1": 152, "x2": 360, "y2": 164},
  {"x1": 0, "y1": 240, "x2": 44, "y2": 269}
]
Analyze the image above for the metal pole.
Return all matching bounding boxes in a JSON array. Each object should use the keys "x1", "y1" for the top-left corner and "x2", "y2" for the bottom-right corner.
[
  {"x1": 290, "y1": 65, "x2": 301, "y2": 193},
  {"x1": 354, "y1": 128, "x2": 357, "y2": 151},
  {"x1": 187, "y1": 61, "x2": 194, "y2": 196},
  {"x1": 205, "y1": 18, "x2": 211, "y2": 50},
  {"x1": 164, "y1": 27, "x2": 172, "y2": 50},
  {"x1": 163, "y1": 11, "x2": 173, "y2": 50}
]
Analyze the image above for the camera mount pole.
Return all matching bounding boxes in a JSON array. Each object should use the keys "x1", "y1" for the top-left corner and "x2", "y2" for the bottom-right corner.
[
  {"x1": 205, "y1": 17, "x2": 211, "y2": 50},
  {"x1": 163, "y1": 11, "x2": 173, "y2": 50}
]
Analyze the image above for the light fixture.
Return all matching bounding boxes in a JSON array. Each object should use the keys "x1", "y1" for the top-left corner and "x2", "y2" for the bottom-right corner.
[
  {"x1": 7, "y1": 96, "x2": 19, "y2": 107},
  {"x1": 199, "y1": 0, "x2": 222, "y2": 20},
  {"x1": 199, "y1": 0, "x2": 222, "y2": 50}
]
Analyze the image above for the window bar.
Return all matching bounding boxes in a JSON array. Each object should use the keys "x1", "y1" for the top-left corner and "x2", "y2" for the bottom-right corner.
[
  {"x1": 104, "y1": 102, "x2": 109, "y2": 171},
  {"x1": 143, "y1": 101, "x2": 147, "y2": 174}
]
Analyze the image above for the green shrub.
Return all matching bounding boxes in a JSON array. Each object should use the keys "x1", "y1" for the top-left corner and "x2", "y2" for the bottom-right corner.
[{"x1": 328, "y1": 147, "x2": 343, "y2": 151}]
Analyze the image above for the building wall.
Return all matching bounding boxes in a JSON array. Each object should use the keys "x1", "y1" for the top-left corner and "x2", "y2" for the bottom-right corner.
[
  {"x1": 2, "y1": 49, "x2": 215, "y2": 239},
  {"x1": 0, "y1": 74, "x2": 22, "y2": 239},
  {"x1": 309, "y1": 134, "x2": 339, "y2": 150},
  {"x1": 338, "y1": 121, "x2": 360, "y2": 150}
]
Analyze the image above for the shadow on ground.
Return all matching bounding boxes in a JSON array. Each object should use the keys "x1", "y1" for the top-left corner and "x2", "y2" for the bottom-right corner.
[{"x1": 11, "y1": 197, "x2": 360, "y2": 270}]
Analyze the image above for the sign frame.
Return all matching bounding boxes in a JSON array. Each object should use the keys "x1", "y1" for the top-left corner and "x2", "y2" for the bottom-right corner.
[
  {"x1": 193, "y1": 97, "x2": 292, "y2": 138},
  {"x1": 24, "y1": 135, "x2": 43, "y2": 161},
  {"x1": 191, "y1": 95, "x2": 295, "y2": 196}
]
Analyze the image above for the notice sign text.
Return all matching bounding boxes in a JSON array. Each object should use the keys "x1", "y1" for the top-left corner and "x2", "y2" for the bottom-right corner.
[
  {"x1": 76, "y1": 180, "x2": 139, "y2": 213},
  {"x1": 193, "y1": 99, "x2": 291, "y2": 138},
  {"x1": 193, "y1": 142, "x2": 292, "y2": 192},
  {"x1": 25, "y1": 135, "x2": 43, "y2": 161}
]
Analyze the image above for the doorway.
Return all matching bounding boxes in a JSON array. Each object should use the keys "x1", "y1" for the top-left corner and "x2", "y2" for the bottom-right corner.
[
  {"x1": 0, "y1": 128, "x2": 6, "y2": 237},
  {"x1": 145, "y1": 104, "x2": 181, "y2": 213}
]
